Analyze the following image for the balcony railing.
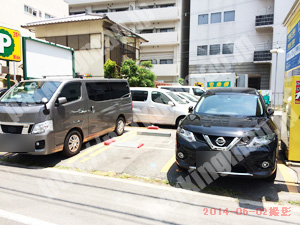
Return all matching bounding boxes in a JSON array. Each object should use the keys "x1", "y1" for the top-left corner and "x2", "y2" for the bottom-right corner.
[
  {"x1": 255, "y1": 14, "x2": 274, "y2": 27},
  {"x1": 140, "y1": 32, "x2": 179, "y2": 46},
  {"x1": 254, "y1": 50, "x2": 272, "y2": 62}
]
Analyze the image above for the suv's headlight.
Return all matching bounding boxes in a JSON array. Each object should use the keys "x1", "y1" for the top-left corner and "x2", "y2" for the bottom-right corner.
[
  {"x1": 247, "y1": 133, "x2": 276, "y2": 147},
  {"x1": 32, "y1": 120, "x2": 53, "y2": 134},
  {"x1": 177, "y1": 127, "x2": 196, "y2": 142}
]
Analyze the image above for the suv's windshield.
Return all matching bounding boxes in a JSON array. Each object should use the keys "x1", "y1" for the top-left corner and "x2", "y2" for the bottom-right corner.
[
  {"x1": 167, "y1": 92, "x2": 187, "y2": 104},
  {"x1": 194, "y1": 94, "x2": 264, "y2": 117},
  {"x1": 0, "y1": 81, "x2": 61, "y2": 104}
]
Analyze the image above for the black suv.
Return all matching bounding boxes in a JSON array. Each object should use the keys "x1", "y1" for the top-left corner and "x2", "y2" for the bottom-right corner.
[{"x1": 176, "y1": 88, "x2": 278, "y2": 181}]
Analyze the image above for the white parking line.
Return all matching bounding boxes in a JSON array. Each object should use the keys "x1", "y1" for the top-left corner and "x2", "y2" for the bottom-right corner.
[{"x1": 0, "y1": 208, "x2": 57, "y2": 225}]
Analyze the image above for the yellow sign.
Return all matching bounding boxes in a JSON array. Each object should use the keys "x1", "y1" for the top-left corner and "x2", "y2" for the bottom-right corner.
[
  {"x1": 0, "y1": 26, "x2": 21, "y2": 62},
  {"x1": 194, "y1": 82, "x2": 204, "y2": 87}
]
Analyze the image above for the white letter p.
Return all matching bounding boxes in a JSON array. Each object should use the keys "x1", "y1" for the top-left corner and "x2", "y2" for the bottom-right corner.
[{"x1": 0, "y1": 33, "x2": 12, "y2": 54}]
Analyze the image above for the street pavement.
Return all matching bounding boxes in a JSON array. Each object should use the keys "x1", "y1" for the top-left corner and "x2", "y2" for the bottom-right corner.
[
  {"x1": 0, "y1": 125, "x2": 300, "y2": 207},
  {"x1": 0, "y1": 164, "x2": 299, "y2": 225}
]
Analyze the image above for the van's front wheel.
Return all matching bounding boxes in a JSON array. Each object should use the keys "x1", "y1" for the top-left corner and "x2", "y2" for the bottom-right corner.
[
  {"x1": 63, "y1": 130, "x2": 82, "y2": 157},
  {"x1": 115, "y1": 117, "x2": 125, "y2": 136}
]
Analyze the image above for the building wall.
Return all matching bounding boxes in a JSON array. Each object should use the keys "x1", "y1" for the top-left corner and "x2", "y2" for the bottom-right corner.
[
  {"x1": 35, "y1": 20, "x2": 105, "y2": 77},
  {"x1": 0, "y1": 0, "x2": 69, "y2": 77},
  {"x1": 66, "y1": 0, "x2": 182, "y2": 83},
  {"x1": 189, "y1": 0, "x2": 277, "y2": 90}
]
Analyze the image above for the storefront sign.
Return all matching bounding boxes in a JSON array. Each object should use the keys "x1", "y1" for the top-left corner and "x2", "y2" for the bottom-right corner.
[{"x1": 0, "y1": 26, "x2": 21, "y2": 62}]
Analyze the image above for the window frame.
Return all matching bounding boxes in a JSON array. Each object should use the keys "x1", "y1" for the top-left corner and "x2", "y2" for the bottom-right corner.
[
  {"x1": 58, "y1": 82, "x2": 82, "y2": 103},
  {"x1": 224, "y1": 10, "x2": 235, "y2": 22},
  {"x1": 211, "y1": 12, "x2": 222, "y2": 24},
  {"x1": 198, "y1": 14, "x2": 209, "y2": 25},
  {"x1": 197, "y1": 45, "x2": 208, "y2": 56},
  {"x1": 131, "y1": 90, "x2": 149, "y2": 102},
  {"x1": 222, "y1": 43, "x2": 234, "y2": 54},
  {"x1": 209, "y1": 44, "x2": 221, "y2": 55}
]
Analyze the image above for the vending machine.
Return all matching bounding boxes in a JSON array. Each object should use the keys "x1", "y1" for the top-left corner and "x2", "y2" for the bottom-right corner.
[{"x1": 281, "y1": 74, "x2": 300, "y2": 161}]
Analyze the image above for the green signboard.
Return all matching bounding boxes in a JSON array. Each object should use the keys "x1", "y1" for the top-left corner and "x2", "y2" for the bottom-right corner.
[{"x1": 207, "y1": 81, "x2": 231, "y2": 89}]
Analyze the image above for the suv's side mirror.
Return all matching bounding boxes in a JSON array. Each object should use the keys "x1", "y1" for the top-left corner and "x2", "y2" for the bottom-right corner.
[
  {"x1": 188, "y1": 106, "x2": 194, "y2": 113},
  {"x1": 57, "y1": 97, "x2": 67, "y2": 105},
  {"x1": 168, "y1": 101, "x2": 175, "y2": 107},
  {"x1": 267, "y1": 108, "x2": 274, "y2": 116}
]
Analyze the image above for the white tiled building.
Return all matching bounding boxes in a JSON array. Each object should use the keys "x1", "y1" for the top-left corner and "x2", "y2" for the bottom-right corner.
[
  {"x1": 189, "y1": 0, "x2": 295, "y2": 105},
  {"x1": 66, "y1": 0, "x2": 182, "y2": 83},
  {"x1": 0, "y1": 0, "x2": 69, "y2": 77}
]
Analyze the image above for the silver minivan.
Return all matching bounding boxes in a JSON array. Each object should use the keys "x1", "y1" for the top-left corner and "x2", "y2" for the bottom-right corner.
[
  {"x1": 130, "y1": 87, "x2": 189, "y2": 127},
  {"x1": 0, "y1": 79, "x2": 132, "y2": 156}
]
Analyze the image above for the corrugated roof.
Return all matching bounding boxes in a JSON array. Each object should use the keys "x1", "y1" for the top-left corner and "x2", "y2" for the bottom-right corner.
[
  {"x1": 23, "y1": 13, "x2": 106, "y2": 27},
  {"x1": 22, "y1": 13, "x2": 147, "y2": 42}
]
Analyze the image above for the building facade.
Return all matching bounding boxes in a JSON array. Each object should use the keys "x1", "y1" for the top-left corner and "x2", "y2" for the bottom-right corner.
[
  {"x1": 189, "y1": 0, "x2": 294, "y2": 104},
  {"x1": 66, "y1": 0, "x2": 182, "y2": 83},
  {"x1": 0, "y1": 0, "x2": 69, "y2": 78},
  {"x1": 23, "y1": 14, "x2": 146, "y2": 77}
]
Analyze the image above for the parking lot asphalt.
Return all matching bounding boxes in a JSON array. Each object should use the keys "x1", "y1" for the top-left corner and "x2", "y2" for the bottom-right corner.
[{"x1": 0, "y1": 125, "x2": 300, "y2": 204}]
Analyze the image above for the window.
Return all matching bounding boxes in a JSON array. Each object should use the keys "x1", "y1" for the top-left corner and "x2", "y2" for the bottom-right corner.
[
  {"x1": 161, "y1": 87, "x2": 189, "y2": 93},
  {"x1": 79, "y1": 35, "x2": 90, "y2": 50},
  {"x1": 193, "y1": 88, "x2": 205, "y2": 96},
  {"x1": 152, "y1": 59, "x2": 157, "y2": 64},
  {"x1": 45, "y1": 13, "x2": 54, "y2": 19},
  {"x1": 113, "y1": 8, "x2": 129, "y2": 12},
  {"x1": 160, "y1": 28, "x2": 174, "y2": 33},
  {"x1": 33, "y1": 9, "x2": 37, "y2": 16},
  {"x1": 39, "y1": 11, "x2": 42, "y2": 17},
  {"x1": 140, "y1": 29, "x2": 153, "y2": 34},
  {"x1": 223, "y1": 43, "x2": 234, "y2": 54},
  {"x1": 211, "y1": 12, "x2": 221, "y2": 23},
  {"x1": 160, "y1": 59, "x2": 173, "y2": 64},
  {"x1": 198, "y1": 14, "x2": 209, "y2": 25},
  {"x1": 110, "y1": 82, "x2": 130, "y2": 100},
  {"x1": 158, "y1": 4, "x2": 175, "y2": 8},
  {"x1": 224, "y1": 11, "x2": 235, "y2": 22},
  {"x1": 94, "y1": 9, "x2": 108, "y2": 13},
  {"x1": 24, "y1": 4, "x2": 37, "y2": 17},
  {"x1": 197, "y1": 45, "x2": 208, "y2": 56},
  {"x1": 59, "y1": 83, "x2": 81, "y2": 103},
  {"x1": 210, "y1": 44, "x2": 221, "y2": 55},
  {"x1": 56, "y1": 36, "x2": 67, "y2": 46},
  {"x1": 86, "y1": 82, "x2": 110, "y2": 101},
  {"x1": 131, "y1": 90, "x2": 148, "y2": 102},
  {"x1": 152, "y1": 92, "x2": 171, "y2": 105}
]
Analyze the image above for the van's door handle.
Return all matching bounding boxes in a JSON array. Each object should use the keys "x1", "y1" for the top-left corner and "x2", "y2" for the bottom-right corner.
[
  {"x1": 150, "y1": 106, "x2": 155, "y2": 108},
  {"x1": 91, "y1": 106, "x2": 95, "y2": 113}
]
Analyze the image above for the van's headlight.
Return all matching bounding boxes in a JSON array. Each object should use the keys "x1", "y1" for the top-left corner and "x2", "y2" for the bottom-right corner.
[
  {"x1": 177, "y1": 127, "x2": 196, "y2": 142},
  {"x1": 247, "y1": 133, "x2": 276, "y2": 147},
  {"x1": 32, "y1": 120, "x2": 53, "y2": 134}
]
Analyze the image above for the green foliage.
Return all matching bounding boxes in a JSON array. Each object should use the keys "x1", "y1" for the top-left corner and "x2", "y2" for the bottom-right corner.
[
  {"x1": 179, "y1": 78, "x2": 184, "y2": 85},
  {"x1": 121, "y1": 60, "x2": 156, "y2": 87},
  {"x1": 104, "y1": 59, "x2": 119, "y2": 78}
]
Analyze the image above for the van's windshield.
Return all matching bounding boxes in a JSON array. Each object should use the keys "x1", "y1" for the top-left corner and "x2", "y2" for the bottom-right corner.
[{"x1": 0, "y1": 81, "x2": 61, "y2": 104}]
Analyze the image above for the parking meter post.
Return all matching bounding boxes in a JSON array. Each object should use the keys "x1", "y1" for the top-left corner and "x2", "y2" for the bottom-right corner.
[{"x1": 7, "y1": 61, "x2": 10, "y2": 89}]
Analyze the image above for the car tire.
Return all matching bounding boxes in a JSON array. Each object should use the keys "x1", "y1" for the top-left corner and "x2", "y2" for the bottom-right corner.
[
  {"x1": 265, "y1": 168, "x2": 277, "y2": 182},
  {"x1": 62, "y1": 130, "x2": 82, "y2": 157},
  {"x1": 115, "y1": 117, "x2": 125, "y2": 136},
  {"x1": 176, "y1": 116, "x2": 185, "y2": 128}
]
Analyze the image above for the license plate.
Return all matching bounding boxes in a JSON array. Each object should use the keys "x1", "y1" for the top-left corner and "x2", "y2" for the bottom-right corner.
[{"x1": 196, "y1": 151, "x2": 232, "y2": 173}]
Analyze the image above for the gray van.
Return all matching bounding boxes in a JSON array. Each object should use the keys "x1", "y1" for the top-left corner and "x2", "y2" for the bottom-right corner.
[{"x1": 0, "y1": 79, "x2": 132, "y2": 157}]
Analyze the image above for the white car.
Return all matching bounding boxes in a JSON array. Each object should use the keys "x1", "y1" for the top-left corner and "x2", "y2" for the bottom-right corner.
[
  {"x1": 158, "y1": 85, "x2": 206, "y2": 97},
  {"x1": 130, "y1": 87, "x2": 190, "y2": 126},
  {"x1": 173, "y1": 92, "x2": 198, "y2": 107}
]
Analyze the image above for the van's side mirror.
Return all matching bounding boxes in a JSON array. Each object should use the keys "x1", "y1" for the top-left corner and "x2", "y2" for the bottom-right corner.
[
  {"x1": 168, "y1": 101, "x2": 175, "y2": 107},
  {"x1": 188, "y1": 106, "x2": 194, "y2": 113},
  {"x1": 57, "y1": 97, "x2": 67, "y2": 105},
  {"x1": 267, "y1": 108, "x2": 274, "y2": 116}
]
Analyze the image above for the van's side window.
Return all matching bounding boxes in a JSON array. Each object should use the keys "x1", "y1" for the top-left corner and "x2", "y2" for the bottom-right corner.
[
  {"x1": 110, "y1": 82, "x2": 130, "y2": 99},
  {"x1": 86, "y1": 82, "x2": 110, "y2": 101},
  {"x1": 152, "y1": 91, "x2": 171, "y2": 104},
  {"x1": 59, "y1": 82, "x2": 81, "y2": 102},
  {"x1": 131, "y1": 90, "x2": 148, "y2": 102}
]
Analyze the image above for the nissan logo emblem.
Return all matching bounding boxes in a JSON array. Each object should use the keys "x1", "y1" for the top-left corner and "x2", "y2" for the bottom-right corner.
[{"x1": 216, "y1": 137, "x2": 226, "y2": 146}]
